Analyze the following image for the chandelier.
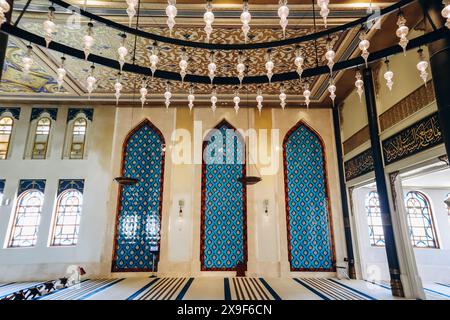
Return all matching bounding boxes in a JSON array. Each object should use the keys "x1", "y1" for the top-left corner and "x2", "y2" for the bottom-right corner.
[
  {"x1": 265, "y1": 49, "x2": 274, "y2": 83},
  {"x1": 43, "y1": 6, "x2": 56, "y2": 48},
  {"x1": 303, "y1": 83, "x2": 311, "y2": 108},
  {"x1": 384, "y1": 59, "x2": 394, "y2": 91},
  {"x1": 0, "y1": 0, "x2": 11, "y2": 26},
  {"x1": 166, "y1": 0, "x2": 177, "y2": 35},
  {"x1": 140, "y1": 80, "x2": 148, "y2": 107},
  {"x1": 22, "y1": 45, "x2": 33, "y2": 75},
  {"x1": 278, "y1": 0, "x2": 289, "y2": 37},
  {"x1": 188, "y1": 85, "x2": 195, "y2": 112},
  {"x1": 256, "y1": 87, "x2": 264, "y2": 114},
  {"x1": 236, "y1": 51, "x2": 246, "y2": 86},
  {"x1": 83, "y1": 22, "x2": 94, "y2": 60},
  {"x1": 204, "y1": 0, "x2": 214, "y2": 43},
  {"x1": 3, "y1": 0, "x2": 442, "y2": 112},
  {"x1": 241, "y1": 0, "x2": 251, "y2": 43},
  {"x1": 86, "y1": 64, "x2": 96, "y2": 99},
  {"x1": 359, "y1": 29, "x2": 370, "y2": 67},
  {"x1": 443, "y1": 1, "x2": 450, "y2": 29},
  {"x1": 233, "y1": 87, "x2": 240, "y2": 114},
  {"x1": 114, "y1": 73, "x2": 122, "y2": 105},
  {"x1": 317, "y1": 0, "x2": 330, "y2": 28},
  {"x1": 117, "y1": 34, "x2": 128, "y2": 72},
  {"x1": 56, "y1": 56, "x2": 66, "y2": 92},
  {"x1": 294, "y1": 46, "x2": 304, "y2": 79},
  {"x1": 416, "y1": 48, "x2": 429, "y2": 85},
  {"x1": 126, "y1": 0, "x2": 138, "y2": 27},
  {"x1": 179, "y1": 47, "x2": 188, "y2": 83},
  {"x1": 208, "y1": 51, "x2": 216, "y2": 84},
  {"x1": 328, "y1": 78, "x2": 336, "y2": 104},
  {"x1": 396, "y1": 12, "x2": 409, "y2": 55},
  {"x1": 279, "y1": 83, "x2": 287, "y2": 109},
  {"x1": 210, "y1": 86, "x2": 218, "y2": 113},
  {"x1": 355, "y1": 70, "x2": 364, "y2": 102},
  {"x1": 148, "y1": 42, "x2": 159, "y2": 78},
  {"x1": 164, "y1": 82, "x2": 172, "y2": 108}
]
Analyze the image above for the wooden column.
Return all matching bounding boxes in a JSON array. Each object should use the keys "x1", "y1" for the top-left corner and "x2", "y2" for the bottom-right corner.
[
  {"x1": 332, "y1": 105, "x2": 356, "y2": 279},
  {"x1": 363, "y1": 67, "x2": 404, "y2": 297}
]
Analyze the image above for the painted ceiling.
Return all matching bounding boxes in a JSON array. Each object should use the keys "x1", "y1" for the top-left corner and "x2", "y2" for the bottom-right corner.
[{"x1": 0, "y1": 0, "x2": 400, "y2": 105}]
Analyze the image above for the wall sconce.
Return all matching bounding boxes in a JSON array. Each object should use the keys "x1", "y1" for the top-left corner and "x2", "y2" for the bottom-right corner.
[
  {"x1": 178, "y1": 199, "x2": 184, "y2": 223},
  {"x1": 0, "y1": 197, "x2": 10, "y2": 206},
  {"x1": 263, "y1": 199, "x2": 269, "y2": 217}
]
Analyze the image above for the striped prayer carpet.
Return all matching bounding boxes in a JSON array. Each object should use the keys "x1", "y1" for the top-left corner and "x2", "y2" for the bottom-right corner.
[
  {"x1": 224, "y1": 278, "x2": 281, "y2": 300},
  {"x1": 366, "y1": 280, "x2": 450, "y2": 300},
  {"x1": 127, "y1": 278, "x2": 194, "y2": 300},
  {"x1": 0, "y1": 282, "x2": 44, "y2": 299},
  {"x1": 293, "y1": 278, "x2": 376, "y2": 300},
  {"x1": 36, "y1": 279, "x2": 124, "y2": 300}
]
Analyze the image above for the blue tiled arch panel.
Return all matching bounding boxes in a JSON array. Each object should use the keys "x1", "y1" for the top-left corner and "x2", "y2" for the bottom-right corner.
[
  {"x1": 284, "y1": 123, "x2": 334, "y2": 271},
  {"x1": 112, "y1": 120, "x2": 165, "y2": 272},
  {"x1": 201, "y1": 121, "x2": 247, "y2": 271}
]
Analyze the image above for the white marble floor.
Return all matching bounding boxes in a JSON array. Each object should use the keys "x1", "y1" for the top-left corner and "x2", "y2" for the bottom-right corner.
[{"x1": 1, "y1": 278, "x2": 449, "y2": 300}]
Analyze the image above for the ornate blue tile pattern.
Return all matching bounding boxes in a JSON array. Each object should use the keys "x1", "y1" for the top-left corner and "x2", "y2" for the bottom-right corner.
[
  {"x1": 18, "y1": 179, "x2": 46, "y2": 194},
  {"x1": 201, "y1": 120, "x2": 246, "y2": 270},
  {"x1": 0, "y1": 107, "x2": 21, "y2": 119},
  {"x1": 58, "y1": 179, "x2": 85, "y2": 195},
  {"x1": 30, "y1": 108, "x2": 58, "y2": 121},
  {"x1": 67, "y1": 108, "x2": 94, "y2": 122},
  {"x1": 112, "y1": 120, "x2": 165, "y2": 272},
  {"x1": 284, "y1": 123, "x2": 334, "y2": 271}
]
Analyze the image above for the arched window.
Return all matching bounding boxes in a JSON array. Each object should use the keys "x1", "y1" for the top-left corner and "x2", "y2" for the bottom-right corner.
[
  {"x1": 201, "y1": 120, "x2": 246, "y2": 271},
  {"x1": 8, "y1": 190, "x2": 44, "y2": 247},
  {"x1": 0, "y1": 180, "x2": 4, "y2": 205},
  {"x1": 69, "y1": 118, "x2": 87, "y2": 159},
  {"x1": 50, "y1": 189, "x2": 83, "y2": 246},
  {"x1": 405, "y1": 191, "x2": 438, "y2": 248},
  {"x1": 0, "y1": 116, "x2": 13, "y2": 159},
  {"x1": 365, "y1": 191, "x2": 385, "y2": 246},
  {"x1": 32, "y1": 117, "x2": 51, "y2": 159},
  {"x1": 284, "y1": 122, "x2": 334, "y2": 271},
  {"x1": 112, "y1": 119, "x2": 165, "y2": 272}
]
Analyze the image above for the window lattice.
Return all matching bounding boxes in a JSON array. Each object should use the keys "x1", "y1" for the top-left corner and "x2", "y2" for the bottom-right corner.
[
  {"x1": 70, "y1": 118, "x2": 87, "y2": 159},
  {"x1": 8, "y1": 190, "x2": 44, "y2": 247},
  {"x1": 50, "y1": 189, "x2": 83, "y2": 246},
  {"x1": 405, "y1": 191, "x2": 438, "y2": 248},
  {"x1": 365, "y1": 191, "x2": 386, "y2": 246},
  {"x1": 32, "y1": 117, "x2": 51, "y2": 159},
  {"x1": 0, "y1": 117, "x2": 13, "y2": 160}
]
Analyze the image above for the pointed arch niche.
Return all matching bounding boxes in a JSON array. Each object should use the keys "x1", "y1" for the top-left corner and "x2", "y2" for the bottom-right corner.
[
  {"x1": 112, "y1": 119, "x2": 165, "y2": 272},
  {"x1": 283, "y1": 121, "x2": 335, "y2": 271},
  {"x1": 200, "y1": 120, "x2": 247, "y2": 271}
]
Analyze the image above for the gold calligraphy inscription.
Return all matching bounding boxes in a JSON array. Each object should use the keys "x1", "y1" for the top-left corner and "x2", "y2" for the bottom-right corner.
[
  {"x1": 382, "y1": 113, "x2": 443, "y2": 165},
  {"x1": 344, "y1": 148, "x2": 374, "y2": 181}
]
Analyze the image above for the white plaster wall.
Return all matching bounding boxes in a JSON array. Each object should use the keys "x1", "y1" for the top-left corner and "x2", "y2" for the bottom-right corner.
[
  {"x1": 352, "y1": 187, "x2": 391, "y2": 281},
  {"x1": 1, "y1": 105, "x2": 348, "y2": 280},
  {"x1": 352, "y1": 187, "x2": 450, "y2": 283},
  {"x1": 102, "y1": 106, "x2": 345, "y2": 278},
  {"x1": 0, "y1": 105, "x2": 115, "y2": 282},
  {"x1": 403, "y1": 188, "x2": 450, "y2": 283}
]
